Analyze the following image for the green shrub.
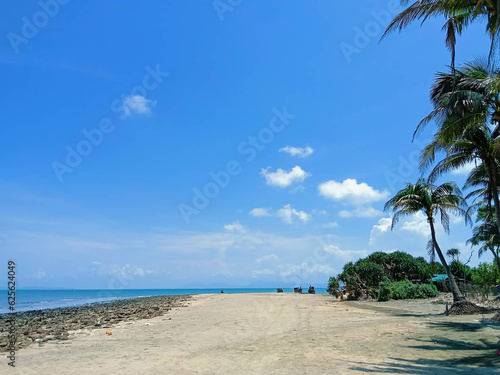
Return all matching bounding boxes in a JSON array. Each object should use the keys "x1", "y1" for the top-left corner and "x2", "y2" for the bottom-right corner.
[
  {"x1": 334, "y1": 251, "x2": 436, "y2": 300},
  {"x1": 420, "y1": 283, "x2": 439, "y2": 297},
  {"x1": 471, "y1": 262, "x2": 499, "y2": 287},
  {"x1": 368, "y1": 251, "x2": 433, "y2": 282},
  {"x1": 391, "y1": 280, "x2": 413, "y2": 299},
  {"x1": 377, "y1": 280, "x2": 438, "y2": 301},
  {"x1": 327, "y1": 276, "x2": 340, "y2": 297},
  {"x1": 338, "y1": 259, "x2": 386, "y2": 300},
  {"x1": 377, "y1": 281, "x2": 392, "y2": 302}
]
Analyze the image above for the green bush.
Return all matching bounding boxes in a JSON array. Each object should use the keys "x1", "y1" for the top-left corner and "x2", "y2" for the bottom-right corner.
[
  {"x1": 450, "y1": 260, "x2": 472, "y2": 281},
  {"x1": 377, "y1": 280, "x2": 438, "y2": 301},
  {"x1": 334, "y1": 251, "x2": 435, "y2": 300},
  {"x1": 327, "y1": 276, "x2": 340, "y2": 297},
  {"x1": 471, "y1": 262, "x2": 499, "y2": 287},
  {"x1": 377, "y1": 281, "x2": 392, "y2": 302},
  {"x1": 338, "y1": 259, "x2": 385, "y2": 300},
  {"x1": 420, "y1": 283, "x2": 439, "y2": 297},
  {"x1": 391, "y1": 280, "x2": 414, "y2": 299},
  {"x1": 367, "y1": 252, "x2": 433, "y2": 282}
]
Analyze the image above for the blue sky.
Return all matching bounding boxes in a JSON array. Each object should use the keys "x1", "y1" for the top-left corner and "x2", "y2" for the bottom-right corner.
[{"x1": 0, "y1": 1, "x2": 493, "y2": 289}]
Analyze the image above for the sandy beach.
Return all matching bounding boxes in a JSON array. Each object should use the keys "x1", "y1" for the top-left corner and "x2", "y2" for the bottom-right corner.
[{"x1": 3, "y1": 293, "x2": 499, "y2": 374}]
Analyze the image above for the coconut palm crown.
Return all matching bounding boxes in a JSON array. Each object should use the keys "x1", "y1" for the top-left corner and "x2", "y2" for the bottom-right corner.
[
  {"x1": 416, "y1": 61, "x2": 500, "y2": 238},
  {"x1": 384, "y1": 178, "x2": 470, "y2": 302},
  {"x1": 385, "y1": 178, "x2": 470, "y2": 232},
  {"x1": 382, "y1": 1, "x2": 500, "y2": 68}
]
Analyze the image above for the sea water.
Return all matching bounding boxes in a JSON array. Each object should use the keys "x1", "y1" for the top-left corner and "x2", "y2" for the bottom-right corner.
[{"x1": 0, "y1": 288, "x2": 328, "y2": 313}]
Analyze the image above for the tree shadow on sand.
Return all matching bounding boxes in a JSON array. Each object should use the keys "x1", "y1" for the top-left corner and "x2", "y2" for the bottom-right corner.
[
  {"x1": 427, "y1": 320, "x2": 500, "y2": 332},
  {"x1": 349, "y1": 335, "x2": 500, "y2": 373},
  {"x1": 345, "y1": 301, "x2": 443, "y2": 318}
]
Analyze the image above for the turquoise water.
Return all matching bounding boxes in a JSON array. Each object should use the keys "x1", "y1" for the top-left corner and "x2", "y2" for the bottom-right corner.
[{"x1": 0, "y1": 288, "x2": 328, "y2": 313}]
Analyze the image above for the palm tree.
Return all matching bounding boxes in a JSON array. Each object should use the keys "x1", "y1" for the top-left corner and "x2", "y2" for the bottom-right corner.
[
  {"x1": 467, "y1": 205, "x2": 500, "y2": 274},
  {"x1": 464, "y1": 163, "x2": 496, "y2": 214},
  {"x1": 382, "y1": 1, "x2": 500, "y2": 68},
  {"x1": 446, "y1": 248, "x2": 461, "y2": 261},
  {"x1": 418, "y1": 61, "x2": 500, "y2": 238},
  {"x1": 384, "y1": 178, "x2": 470, "y2": 302}
]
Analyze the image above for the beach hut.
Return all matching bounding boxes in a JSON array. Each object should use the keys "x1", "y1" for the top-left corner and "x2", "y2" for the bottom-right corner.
[
  {"x1": 432, "y1": 274, "x2": 448, "y2": 282},
  {"x1": 432, "y1": 274, "x2": 449, "y2": 292}
]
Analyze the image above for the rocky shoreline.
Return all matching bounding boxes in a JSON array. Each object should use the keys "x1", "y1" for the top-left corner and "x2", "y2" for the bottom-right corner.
[{"x1": 0, "y1": 294, "x2": 190, "y2": 352}]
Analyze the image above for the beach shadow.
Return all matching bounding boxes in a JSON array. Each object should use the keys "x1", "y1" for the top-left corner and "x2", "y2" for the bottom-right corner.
[
  {"x1": 389, "y1": 312, "x2": 439, "y2": 318},
  {"x1": 349, "y1": 336, "x2": 500, "y2": 373},
  {"x1": 349, "y1": 357, "x2": 499, "y2": 374},
  {"x1": 426, "y1": 320, "x2": 500, "y2": 332},
  {"x1": 409, "y1": 336, "x2": 495, "y2": 352},
  {"x1": 344, "y1": 301, "x2": 442, "y2": 318}
]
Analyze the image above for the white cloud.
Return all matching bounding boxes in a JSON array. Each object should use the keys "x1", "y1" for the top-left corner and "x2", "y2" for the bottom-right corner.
[
  {"x1": 277, "y1": 204, "x2": 311, "y2": 224},
  {"x1": 400, "y1": 212, "x2": 430, "y2": 237},
  {"x1": 250, "y1": 208, "x2": 271, "y2": 217},
  {"x1": 318, "y1": 179, "x2": 389, "y2": 205},
  {"x1": 224, "y1": 221, "x2": 247, "y2": 233},
  {"x1": 323, "y1": 244, "x2": 368, "y2": 262},
  {"x1": 369, "y1": 213, "x2": 436, "y2": 251},
  {"x1": 338, "y1": 206, "x2": 384, "y2": 218},
  {"x1": 369, "y1": 217, "x2": 393, "y2": 245},
  {"x1": 135, "y1": 268, "x2": 145, "y2": 277},
  {"x1": 256, "y1": 254, "x2": 279, "y2": 264},
  {"x1": 108, "y1": 264, "x2": 155, "y2": 280},
  {"x1": 323, "y1": 221, "x2": 339, "y2": 228},
  {"x1": 261, "y1": 166, "x2": 310, "y2": 188},
  {"x1": 451, "y1": 161, "x2": 478, "y2": 176},
  {"x1": 369, "y1": 217, "x2": 392, "y2": 244},
  {"x1": 251, "y1": 205, "x2": 311, "y2": 225},
  {"x1": 122, "y1": 95, "x2": 156, "y2": 117},
  {"x1": 373, "y1": 217, "x2": 392, "y2": 233},
  {"x1": 252, "y1": 269, "x2": 275, "y2": 277},
  {"x1": 278, "y1": 262, "x2": 334, "y2": 278},
  {"x1": 312, "y1": 209, "x2": 328, "y2": 216},
  {"x1": 279, "y1": 146, "x2": 314, "y2": 158},
  {"x1": 34, "y1": 268, "x2": 46, "y2": 279}
]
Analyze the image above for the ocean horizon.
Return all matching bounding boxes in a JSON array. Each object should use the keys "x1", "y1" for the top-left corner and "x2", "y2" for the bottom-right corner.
[{"x1": 0, "y1": 288, "x2": 328, "y2": 313}]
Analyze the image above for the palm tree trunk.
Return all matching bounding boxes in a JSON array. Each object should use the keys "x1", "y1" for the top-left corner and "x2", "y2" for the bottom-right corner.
[
  {"x1": 485, "y1": 160, "x2": 500, "y2": 239},
  {"x1": 429, "y1": 219, "x2": 466, "y2": 302},
  {"x1": 490, "y1": 247, "x2": 500, "y2": 278}
]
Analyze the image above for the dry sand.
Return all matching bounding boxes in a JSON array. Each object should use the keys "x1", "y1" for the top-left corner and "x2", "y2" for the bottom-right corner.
[{"x1": 3, "y1": 293, "x2": 500, "y2": 374}]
